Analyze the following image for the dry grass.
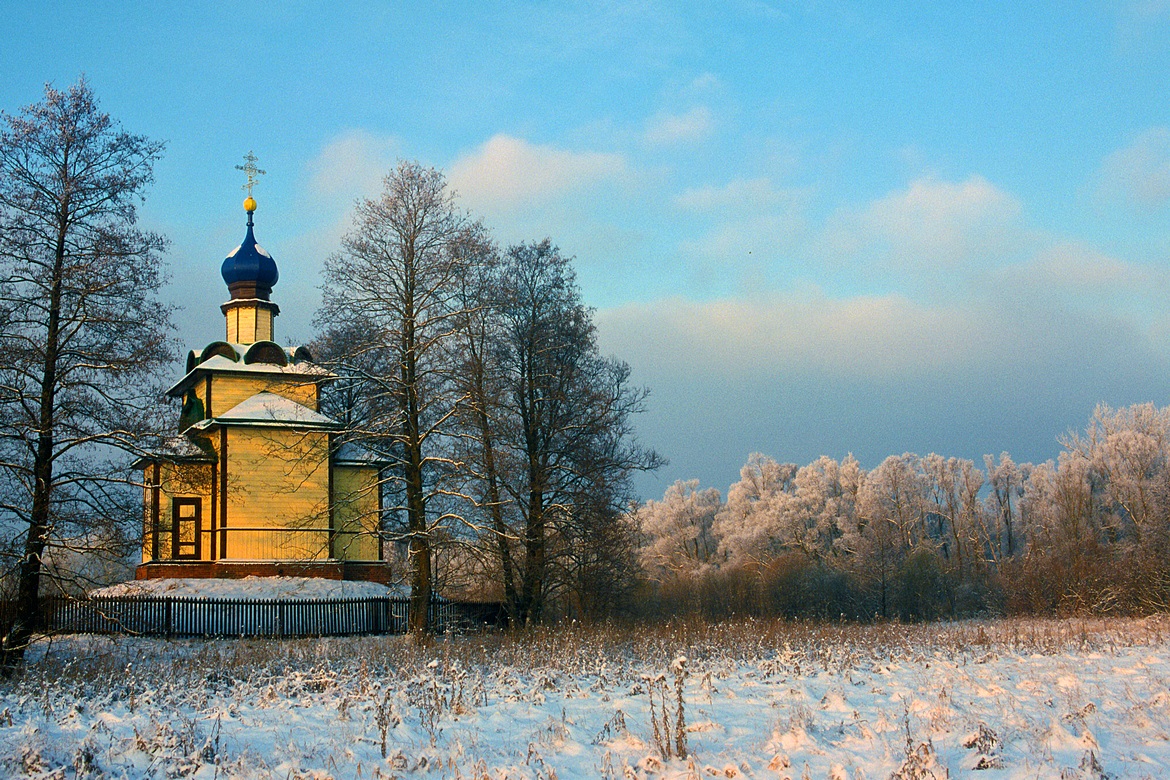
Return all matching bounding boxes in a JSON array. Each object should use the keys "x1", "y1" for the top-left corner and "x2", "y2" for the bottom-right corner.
[
  {"x1": 3, "y1": 616, "x2": 1167, "y2": 778},
  {"x1": 17, "y1": 614, "x2": 1170, "y2": 691}
]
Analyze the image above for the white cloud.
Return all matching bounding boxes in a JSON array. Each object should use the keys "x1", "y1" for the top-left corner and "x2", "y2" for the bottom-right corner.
[
  {"x1": 447, "y1": 135, "x2": 629, "y2": 214},
  {"x1": 1095, "y1": 127, "x2": 1170, "y2": 210},
  {"x1": 679, "y1": 214, "x2": 806, "y2": 266},
  {"x1": 987, "y1": 242, "x2": 1170, "y2": 325},
  {"x1": 1114, "y1": 1, "x2": 1170, "y2": 53},
  {"x1": 674, "y1": 177, "x2": 801, "y2": 213},
  {"x1": 598, "y1": 291, "x2": 993, "y2": 382},
  {"x1": 689, "y1": 72, "x2": 720, "y2": 91},
  {"x1": 737, "y1": 0, "x2": 789, "y2": 21},
  {"x1": 599, "y1": 285, "x2": 1170, "y2": 496},
  {"x1": 671, "y1": 177, "x2": 809, "y2": 270},
  {"x1": 814, "y1": 176, "x2": 1028, "y2": 274},
  {"x1": 1002, "y1": 243, "x2": 1156, "y2": 289},
  {"x1": 595, "y1": 283, "x2": 1170, "y2": 454},
  {"x1": 861, "y1": 176, "x2": 1025, "y2": 267},
  {"x1": 306, "y1": 130, "x2": 399, "y2": 201},
  {"x1": 645, "y1": 106, "x2": 716, "y2": 145}
]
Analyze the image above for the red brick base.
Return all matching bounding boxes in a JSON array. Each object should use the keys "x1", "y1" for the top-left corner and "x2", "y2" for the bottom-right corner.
[{"x1": 135, "y1": 560, "x2": 396, "y2": 584}]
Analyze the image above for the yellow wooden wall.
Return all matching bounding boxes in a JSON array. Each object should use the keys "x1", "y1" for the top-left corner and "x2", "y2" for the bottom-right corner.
[
  {"x1": 143, "y1": 419, "x2": 384, "y2": 565},
  {"x1": 333, "y1": 465, "x2": 381, "y2": 562},
  {"x1": 141, "y1": 460, "x2": 215, "y2": 563},
  {"x1": 225, "y1": 303, "x2": 274, "y2": 344},
  {"x1": 210, "y1": 374, "x2": 319, "y2": 416},
  {"x1": 222, "y1": 427, "x2": 331, "y2": 560}
]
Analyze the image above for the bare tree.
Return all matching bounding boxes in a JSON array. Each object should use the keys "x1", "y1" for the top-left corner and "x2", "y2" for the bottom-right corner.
[
  {"x1": 316, "y1": 161, "x2": 474, "y2": 634},
  {"x1": 488, "y1": 240, "x2": 661, "y2": 623},
  {"x1": 446, "y1": 236, "x2": 520, "y2": 613},
  {"x1": 0, "y1": 79, "x2": 172, "y2": 666}
]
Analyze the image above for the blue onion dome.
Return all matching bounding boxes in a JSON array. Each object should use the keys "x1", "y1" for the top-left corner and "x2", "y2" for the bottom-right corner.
[{"x1": 221, "y1": 199, "x2": 279, "y2": 300}]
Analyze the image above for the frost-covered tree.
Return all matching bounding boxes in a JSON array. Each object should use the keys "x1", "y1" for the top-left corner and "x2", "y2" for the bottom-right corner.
[
  {"x1": 712, "y1": 453, "x2": 797, "y2": 568},
  {"x1": 921, "y1": 454, "x2": 984, "y2": 572},
  {"x1": 789, "y1": 455, "x2": 862, "y2": 561},
  {"x1": 848, "y1": 454, "x2": 930, "y2": 617},
  {"x1": 1010, "y1": 451, "x2": 1108, "y2": 612},
  {"x1": 637, "y1": 479, "x2": 721, "y2": 579},
  {"x1": 1006, "y1": 402, "x2": 1170, "y2": 612},
  {"x1": 1074, "y1": 403, "x2": 1170, "y2": 548},
  {"x1": 983, "y1": 452, "x2": 1029, "y2": 561}
]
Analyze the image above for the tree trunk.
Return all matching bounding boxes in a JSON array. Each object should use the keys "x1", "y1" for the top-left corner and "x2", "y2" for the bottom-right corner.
[
  {"x1": 518, "y1": 448, "x2": 547, "y2": 624},
  {"x1": 476, "y1": 403, "x2": 517, "y2": 624},
  {"x1": 405, "y1": 433, "x2": 430, "y2": 634},
  {"x1": 3, "y1": 209, "x2": 67, "y2": 669},
  {"x1": 402, "y1": 275, "x2": 431, "y2": 635},
  {"x1": 517, "y1": 358, "x2": 546, "y2": 624}
]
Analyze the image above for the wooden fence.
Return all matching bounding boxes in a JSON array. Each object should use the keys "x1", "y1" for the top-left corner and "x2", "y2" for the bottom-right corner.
[{"x1": 0, "y1": 595, "x2": 486, "y2": 638}]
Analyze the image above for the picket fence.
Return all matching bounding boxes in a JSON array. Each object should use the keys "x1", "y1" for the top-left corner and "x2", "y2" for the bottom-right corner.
[{"x1": 8, "y1": 595, "x2": 466, "y2": 638}]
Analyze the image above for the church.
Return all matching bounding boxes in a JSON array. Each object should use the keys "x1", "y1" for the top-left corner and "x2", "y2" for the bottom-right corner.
[{"x1": 135, "y1": 182, "x2": 390, "y2": 582}]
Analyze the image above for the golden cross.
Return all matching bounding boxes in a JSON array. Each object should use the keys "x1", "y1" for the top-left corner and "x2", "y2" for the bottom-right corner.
[{"x1": 235, "y1": 151, "x2": 266, "y2": 197}]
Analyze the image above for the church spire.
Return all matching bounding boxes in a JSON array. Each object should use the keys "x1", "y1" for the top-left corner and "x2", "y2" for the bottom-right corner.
[
  {"x1": 220, "y1": 152, "x2": 280, "y2": 344},
  {"x1": 238, "y1": 149, "x2": 264, "y2": 213}
]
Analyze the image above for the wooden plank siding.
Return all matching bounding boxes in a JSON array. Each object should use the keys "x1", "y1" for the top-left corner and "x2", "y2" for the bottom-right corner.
[
  {"x1": 142, "y1": 461, "x2": 214, "y2": 564},
  {"x1": 143, "y1": 442, "x2": 383, "y2": 564},
  {"x1": 332, "y1": 465, "x2": 382, "y2": 561},
  {"x1": 223, "y1": 426, "x2": 331, "y2": 560},
  {"x1": 210, "y1": 373, "x2": 318, "y2": 416}
]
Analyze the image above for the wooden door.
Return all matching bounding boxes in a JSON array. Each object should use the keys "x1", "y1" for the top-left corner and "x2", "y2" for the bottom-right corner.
[{"x1": 172, "y1": 497, "x2": 202, "y2": 560}]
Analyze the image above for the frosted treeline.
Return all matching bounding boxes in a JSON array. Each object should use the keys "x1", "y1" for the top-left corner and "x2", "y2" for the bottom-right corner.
[{"x1": 635, "y1": 403, "x2": 1170, "y2": 618}]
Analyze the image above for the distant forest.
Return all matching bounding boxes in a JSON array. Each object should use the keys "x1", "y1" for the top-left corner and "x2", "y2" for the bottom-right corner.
[{"x1": 632, "y1": 403, "x2": 1170, "y2": 621}]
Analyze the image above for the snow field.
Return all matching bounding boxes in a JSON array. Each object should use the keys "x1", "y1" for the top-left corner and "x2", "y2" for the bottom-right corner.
[{"x1": 1, "y1": 617, "x2": 1168, "y2": 779}]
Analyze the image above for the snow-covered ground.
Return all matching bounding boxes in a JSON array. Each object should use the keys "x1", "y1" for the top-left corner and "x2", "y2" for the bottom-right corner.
[
  {"x1": 90, "y1": 576, "x2": 408, "y2": 600},
  {"x1": 2, "y1": 617, "x2": 1168, "y2": 778}
]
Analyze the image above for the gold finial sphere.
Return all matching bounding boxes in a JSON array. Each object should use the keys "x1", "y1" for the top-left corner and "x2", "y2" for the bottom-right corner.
[{"x1": 243, "y1": 195, "x2": 257, "y2": 213}]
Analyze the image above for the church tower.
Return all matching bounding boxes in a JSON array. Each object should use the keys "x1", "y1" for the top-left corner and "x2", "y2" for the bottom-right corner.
[
  {"x1": 220, "y1": 152, "x2": 280, "y2": 344},
  {"x1": 134, "y1": 156, "x2": 389, "y2": 582},
  {"x1": 220, "y1": 198, "x2": 280, "y2": 343}
]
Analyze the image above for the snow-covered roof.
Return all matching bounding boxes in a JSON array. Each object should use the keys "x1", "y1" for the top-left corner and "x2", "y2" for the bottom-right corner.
[
  {"x1": 132, "y1": 435, "x2": 216, "y2": 467},
  {"x1": 168, "y1": 353, "x2": 332, "y2": 397},
  {"x1": 187, "y1": 341, "x2": 314, "y2": 366},
  {"x1": 199, "y1": 391, "x2": 340, "y2": 428},
  {"x1": 334, "y1": 441, "x2": 392, "y2": 467}
]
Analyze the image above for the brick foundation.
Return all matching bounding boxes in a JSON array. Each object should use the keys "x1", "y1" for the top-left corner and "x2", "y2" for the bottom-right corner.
[{"x1": 135, "y1": 560, "x2": 396, "y2": 584}]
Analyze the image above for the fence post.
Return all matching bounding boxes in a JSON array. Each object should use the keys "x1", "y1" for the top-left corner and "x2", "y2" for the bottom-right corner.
[{"x1": 164, "y1": 599, "x2": 173, "y2": 638}]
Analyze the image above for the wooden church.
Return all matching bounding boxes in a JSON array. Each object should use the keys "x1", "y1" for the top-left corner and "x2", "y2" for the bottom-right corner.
[{"x1": 135, "y1": 180, "x2": 389, "y2": 582}]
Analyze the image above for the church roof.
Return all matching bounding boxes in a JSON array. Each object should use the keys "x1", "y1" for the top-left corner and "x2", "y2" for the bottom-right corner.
[
  {"x1": 167, "y1": 351, "x2": 332, "y2": 398},
  {"x1": 195, "y1": 391, "x2": 340, "y2": 429},
  {"x1": 131, "y1": 434, "x2": 216, "y2": 468},
  {"x1": 334, "y1": 441, "x2": 392, "y2": 467},
  {"x1": 221, "y1": 208, "x2": 279, "y2": 300}
]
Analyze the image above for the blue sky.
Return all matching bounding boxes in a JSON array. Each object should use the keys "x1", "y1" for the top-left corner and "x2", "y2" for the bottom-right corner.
[{"x1": 3, "y1": 1, "x2": 1169, "y2": 497}]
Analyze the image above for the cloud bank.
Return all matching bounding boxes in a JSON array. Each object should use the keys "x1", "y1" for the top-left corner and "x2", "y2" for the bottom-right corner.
[
  {"x1": 448, "y1": 134, "x2": 629, "y2": 213},
  {"x1": 1096, "y1": 127, "x2": 1170, "y2": 211}
]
